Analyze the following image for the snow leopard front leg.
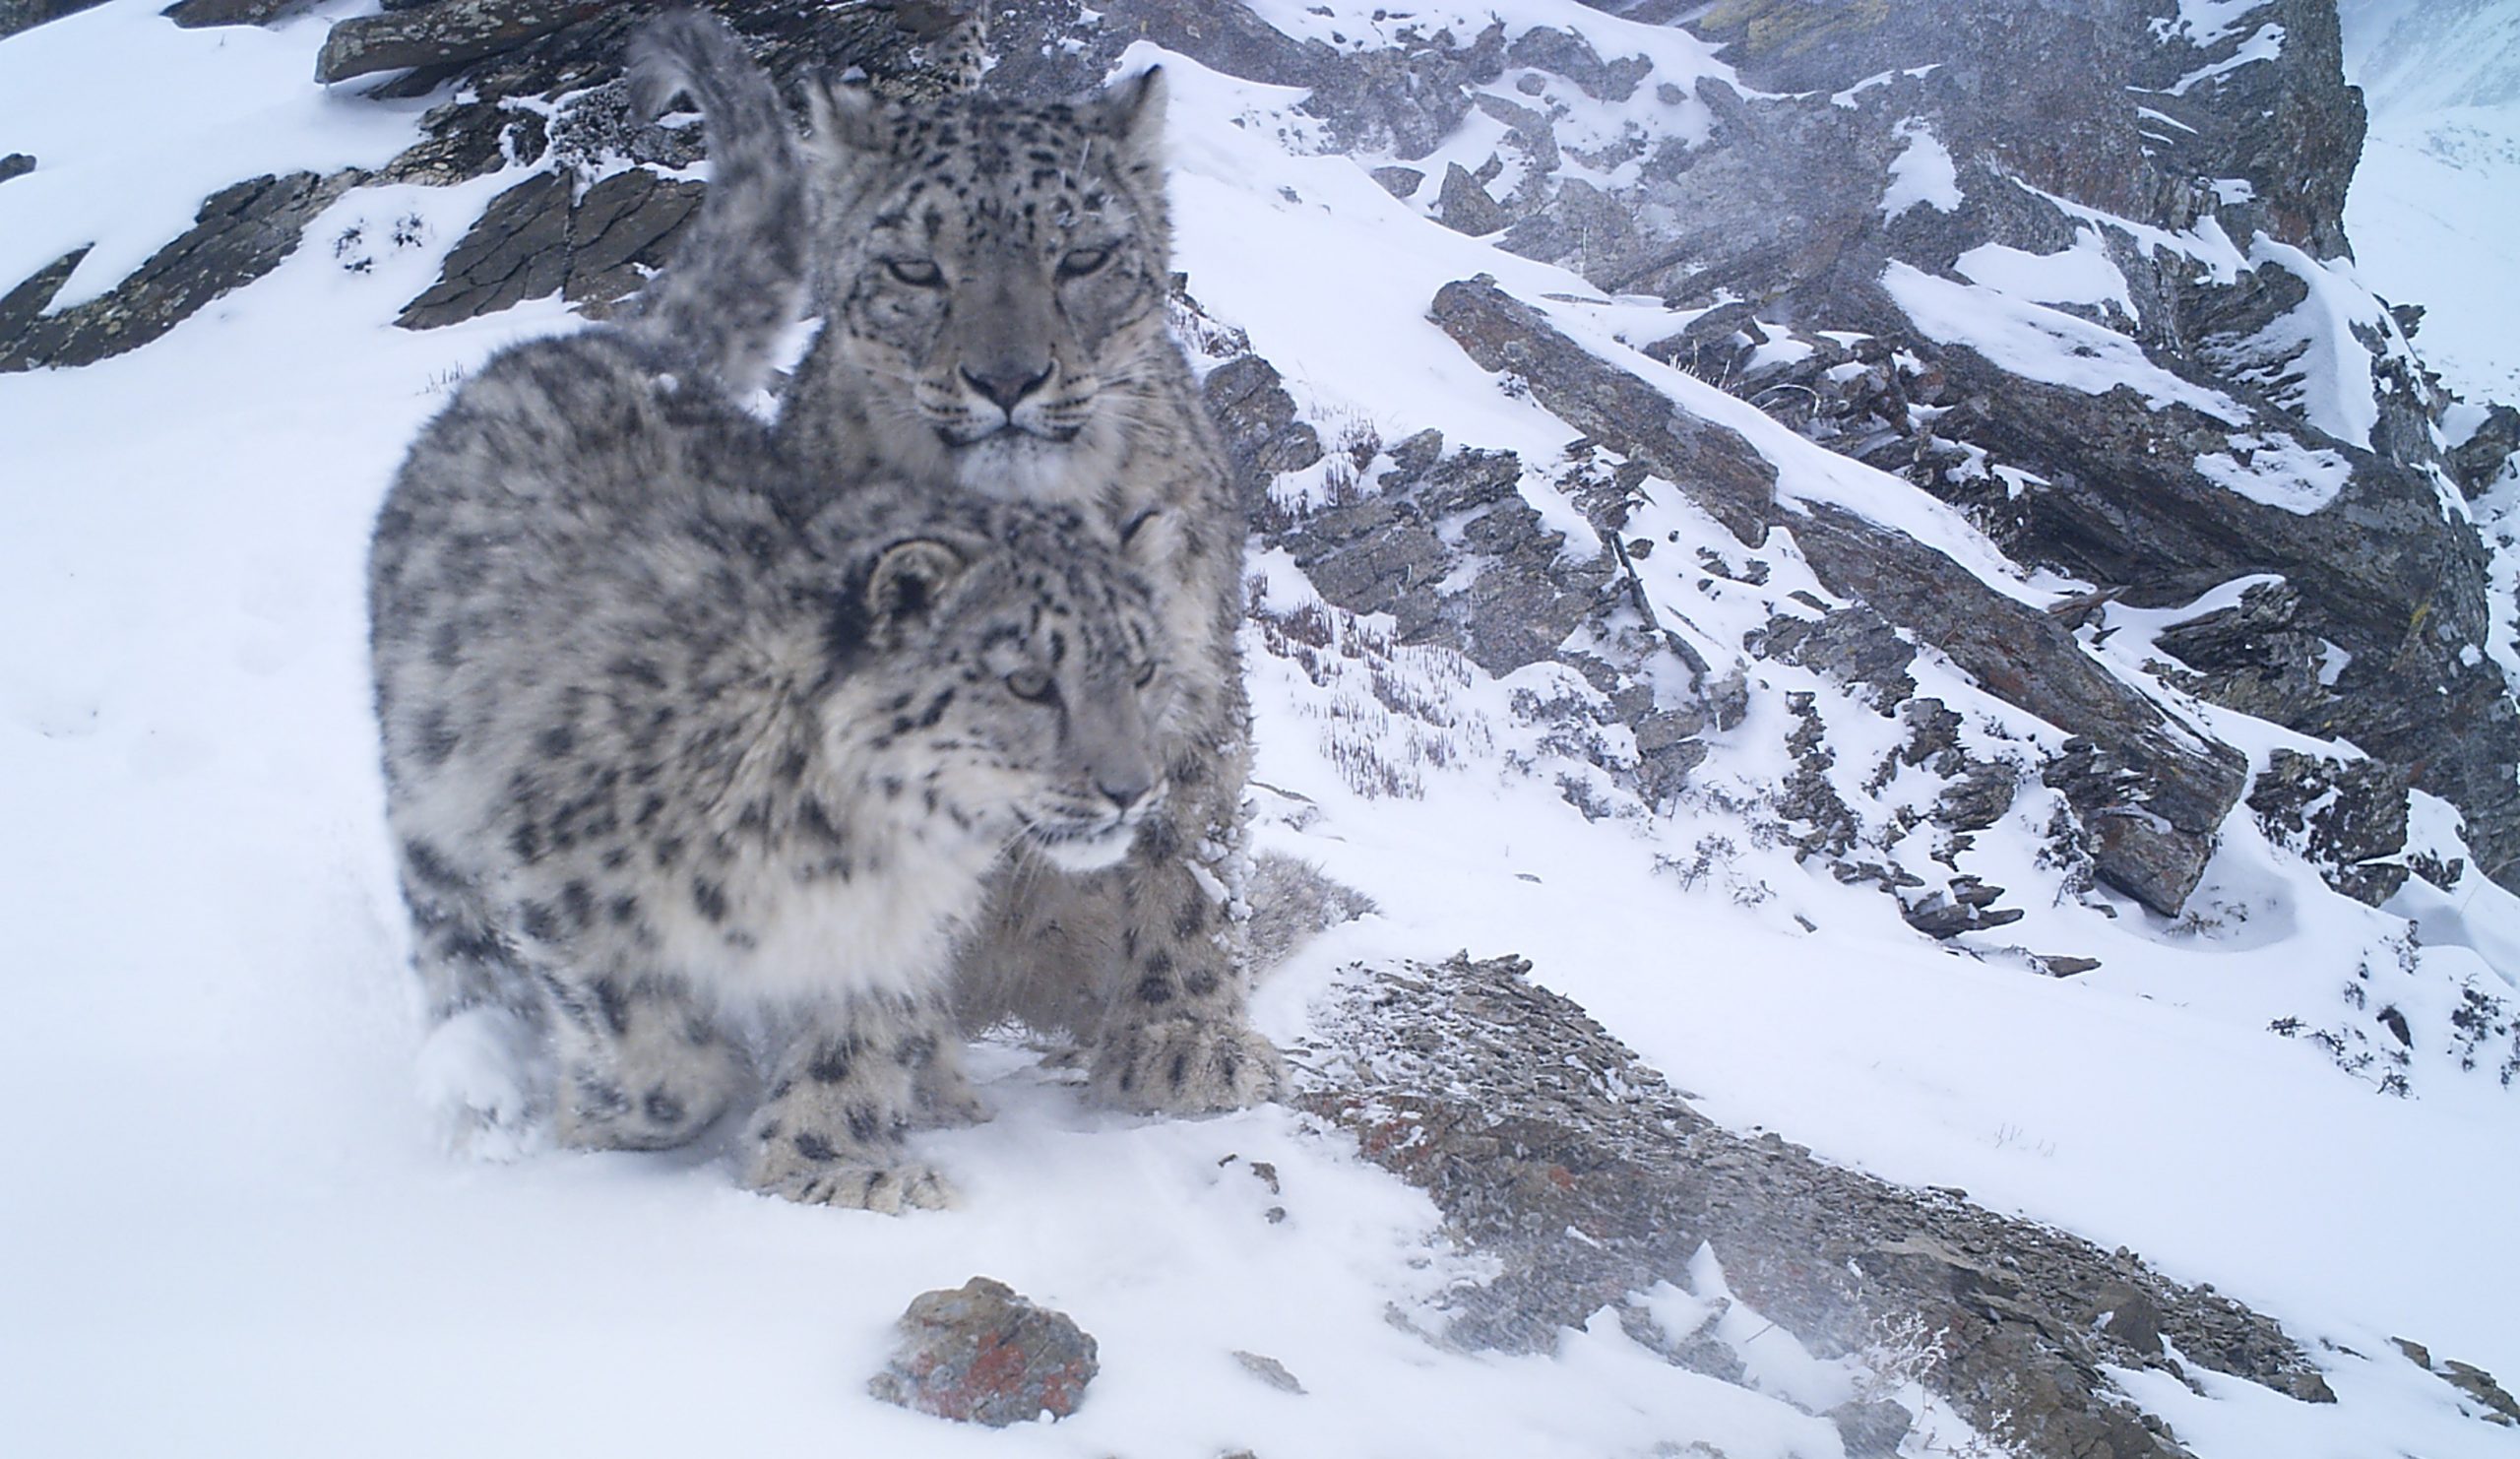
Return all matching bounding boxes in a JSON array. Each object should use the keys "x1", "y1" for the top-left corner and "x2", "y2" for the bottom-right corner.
[
  {"x1": 540, "y1": 966, "x2": 749, "y2": 1153},
  {"x1": 741, "y1": 991, "x2": 964, "y2": 1212},
  {"x1": 1087, "y1": 719, "x2": 1285, "y2": 1114}
]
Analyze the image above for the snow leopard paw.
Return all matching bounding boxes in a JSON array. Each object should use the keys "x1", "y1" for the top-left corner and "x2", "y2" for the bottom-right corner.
[
  {"x1": 415, "y1": 1006, "x2": 550, "y2": 1161},
  {"x1": 743, "y1": 1136, "x2": 957, "y2": 1213},
  {"x1": 1089, "y1": 1014, "x2": 1285, "y2": 1114}
]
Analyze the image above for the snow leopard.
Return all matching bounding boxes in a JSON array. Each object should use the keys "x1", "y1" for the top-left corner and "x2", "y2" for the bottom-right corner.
[
  {"x1": 367, "y1": 16, "x2": 1181, "y2": 1211},
  {"x1": 662, "y1": 15, "x2": 1278, "y2": 1111}
]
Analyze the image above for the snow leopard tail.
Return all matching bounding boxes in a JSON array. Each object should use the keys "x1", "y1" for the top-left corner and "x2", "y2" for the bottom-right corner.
[{"x1": 622, "y1": 10, "x2": 809, "y2": 396}]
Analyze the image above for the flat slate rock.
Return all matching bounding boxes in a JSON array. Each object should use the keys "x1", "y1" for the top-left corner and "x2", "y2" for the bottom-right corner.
[{"x1": 315, "y1": 0, "x2": 606, "y2": 84}]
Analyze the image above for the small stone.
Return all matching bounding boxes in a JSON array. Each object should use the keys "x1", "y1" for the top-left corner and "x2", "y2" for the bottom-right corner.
[
  {"x1": 1232, "y1": 1350, "x2": 1306, "y2": 1394},
  {"x1": 867, "y1": 1277, "x2": 1098, "y2": 1427}
]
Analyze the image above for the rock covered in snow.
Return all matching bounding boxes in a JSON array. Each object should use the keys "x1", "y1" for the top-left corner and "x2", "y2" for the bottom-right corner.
[{"x1": 1297, "y1": 953, "x2": 2336, "y2": 1459}]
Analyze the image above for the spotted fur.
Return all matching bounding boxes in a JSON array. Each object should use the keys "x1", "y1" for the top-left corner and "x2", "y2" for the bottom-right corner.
[
  {"x1": 762, "y1": 50, "x2": 1280, "y2": 1112},
  {"x1": 368, "y1": 51, "x2": 1180, "y2": 1203}
]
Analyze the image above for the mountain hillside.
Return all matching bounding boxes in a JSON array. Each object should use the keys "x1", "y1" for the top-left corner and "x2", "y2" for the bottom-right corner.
[{"x1": 3, "y1": 3, "x2": 2517, "y2": 1457}]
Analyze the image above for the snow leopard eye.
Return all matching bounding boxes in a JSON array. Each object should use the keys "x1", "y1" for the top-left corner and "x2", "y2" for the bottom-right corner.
[
  {"x1": 1132, "y1": 660, "x2": 1156, "y2": 689},
  {"x1": 1006, "y1": 666, "x2": 1054, "y2": 702},
  {"x1": 1057, "y1": 247, "x2": 1110, "y2": 279},
  {"x1": 884, "y1": 257, "x2": 944, "y2": 287}
]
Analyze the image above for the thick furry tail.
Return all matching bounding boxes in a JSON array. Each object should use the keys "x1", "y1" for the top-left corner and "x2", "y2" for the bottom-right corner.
[{"x1": 622, "y1": 10, "x2": 810, "y2": 395}]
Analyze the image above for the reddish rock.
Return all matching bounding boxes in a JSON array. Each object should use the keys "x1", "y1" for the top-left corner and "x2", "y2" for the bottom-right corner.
[{"x1": 867, "y1": 1278, "x2": 1098, "y2": 1427}]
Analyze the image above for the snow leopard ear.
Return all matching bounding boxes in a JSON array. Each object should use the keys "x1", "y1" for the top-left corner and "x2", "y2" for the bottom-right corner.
[
  {"x1": 866, "y1": 537, "x2": 971, "y2": 640},
  {"x1": 807, "y1": 72, "x2": 888, "y2": 156},
  {"x1": 1094, "y1": 65, "x2": 1167, "y2": 171}
]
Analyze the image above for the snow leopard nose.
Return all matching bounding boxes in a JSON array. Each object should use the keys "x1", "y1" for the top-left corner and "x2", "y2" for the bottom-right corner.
[
  {"x1": 962, "y1": 361, "x2": 1052, "y2": 412},
  {"x1": 1095, "y1": 766, "x2": 1154, "y2": 813}
]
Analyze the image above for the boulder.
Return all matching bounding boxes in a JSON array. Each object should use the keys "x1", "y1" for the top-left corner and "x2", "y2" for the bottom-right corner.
[
  {"x1": 315, "y1": 0, "x2": 606, "y2": 84},
  {"x1": 866, "y1": 1277, "x2": 1099, "y2": 1427}
]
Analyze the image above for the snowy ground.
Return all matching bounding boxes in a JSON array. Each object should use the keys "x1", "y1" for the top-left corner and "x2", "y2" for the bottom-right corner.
[
  {"x1": 2343, "y1": 0, "x2": 2520, "y2": 405},
  {"x1": 3, "y1": 5, "x2": 2517, "y2": 1456}
]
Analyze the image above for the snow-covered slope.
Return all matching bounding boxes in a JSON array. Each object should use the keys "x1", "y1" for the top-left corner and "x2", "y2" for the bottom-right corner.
[
  {"x1": 3, "y1": 4, "x2": 2517, "y2": 1457},
  {"x1": 2342, "y1": 0, "x2": 2520, "y2": 404}
]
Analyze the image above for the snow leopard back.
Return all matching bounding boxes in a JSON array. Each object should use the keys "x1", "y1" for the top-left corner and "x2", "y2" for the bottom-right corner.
[{"x1": 370, "y1": 341, "x2": 1174, "y2": 1017}]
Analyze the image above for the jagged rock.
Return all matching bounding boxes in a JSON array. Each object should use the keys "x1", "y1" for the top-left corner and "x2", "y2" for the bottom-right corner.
[
  {"x1": 2448, "y1": 405, "x2": 2520, "y2": 498},
  {"x1": 1434, "y1": 160, "x2": 1511, "y2": 236},
  {"x1": 1505, "y1": 25, "x2": 1647, "y2": 103},
  {"x1": 395, "y1": 166, "x2": 702, "y2": 329},
  {"x1": 1788, "y1": 502, "x2": 2245, "y2": 916},
  {"x1": 1, "y1": 170, "x2": 357, "y2": 373},
  {"x1": 1898, "y1": 892, "x2": 2007, "y2": 938},
  {"x1": 866, "y1": 1277, "x2": 1099, "y2": 1427},
  {"x1": 1202, "y1": 351, "x2": 1323, "y2": 511},
  {"x1": 1276, "y1": 443, "x2": 1614, "y2": 677},
  {"x1": 0, "y1": 153, "x2": 29, "y2": 184},
  {"x1": 162, "y1": 0, "x2": 316, "y2": 28},
  {"x1": 315, "y1": 0, "x2": 607, "y2": 84},
  {"x1": 2248, "y1": 749, "x2": 2412, "y2": 906},
  {"x1": 2150, "y1": 580, "x2": 2331, "y2": 730},
  {"x1": 1303, "y1": 21, "x2": 1506, "y2": 159},
  {"x1": 1368, "y1": 164, "x2": 1421, "y2": 199},
  {"x1": 1900, "y1": 695, "x2": 2021, "y2": 836},
  {"x1": 2394, "y1": 1339, "x2": 2520, "y2": 1427},
  {"x1": 0, "y1": 246, "x2": 83, "y2": 351},
  {"x1": 2440, "y1": 1360, "x2": 2520, "y2": 1427},
  {"x1": 1296, "y1": 955, "x2": 2332, "y2": 1459},
  {"x1": 1757, "y1": 605, "x2": 1916, "y2": 711},
  {"x1": 1780, "y1": 692, "x2": 1860, "y2": 856},
  {"x1": 558, "y1": 165, "x2": 703, "y2": 306},
  {"x1": 1429, "y1": 275, "x2": 1776, "y2": 545},
  {"x1": 0, "y1": 0, "x2": 102, "y2": 40},
  {"x1": 397, "y1": 169, "x2": 567, "y2": 325},
  {"x1": 1901, "y1": 879, "x2": 2025, "y2": 939}
]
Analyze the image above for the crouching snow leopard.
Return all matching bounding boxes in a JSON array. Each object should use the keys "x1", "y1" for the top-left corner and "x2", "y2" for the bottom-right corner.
[
  {"x1": 671, "y1": 11, "x2": 1281, "y2": 1111},
  {"x1": 365, "y1": 17, "x2": 1183, "y2": 1211}
]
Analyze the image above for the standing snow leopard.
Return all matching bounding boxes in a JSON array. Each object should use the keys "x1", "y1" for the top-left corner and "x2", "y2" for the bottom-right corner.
[
  {"x1": 367, "y1": 14, "x2": 1183, "y2": 1211},
  {"x1": 674, "y1": 16, "x2": 1280, "y2": 1110}
]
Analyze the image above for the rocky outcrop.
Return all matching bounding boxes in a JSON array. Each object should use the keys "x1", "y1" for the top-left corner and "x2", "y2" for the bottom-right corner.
[
  {"x1": 1790, "y1": 503, "x2": 2248, "y2": 915},
  {"x1": 315, "y1": 0, "x2": 607, "y2": 85},
  {"x1": 2449, "y1": 405, "x2": 2520, "y2": 497},
  {"x1": 1428, "y1": 275, "x2": 1776, "y2": 547},
  {"x1": 0, "y1": 169, "x2": 357, "y2": 373},
  {"x1": 1299, "y1": 955, "x2": 2335, "y2": 1459},
  {"x1": 2248, "y1": 749, "x2": 2413, "y2": 907},
  {"x1": 0, "y1": 0, "x2": 101, "y2": 41},
  {"x1": 395, "y1": 165, "x2": 701, "y2": 328},
  {"x1": 162, "y1": 0, "x2": 317, "y2": 29}
]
